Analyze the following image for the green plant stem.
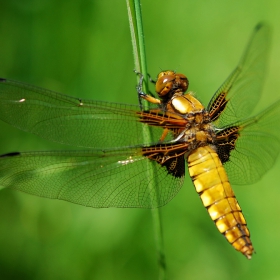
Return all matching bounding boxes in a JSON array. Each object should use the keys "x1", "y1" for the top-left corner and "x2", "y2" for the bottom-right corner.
[{"x1": 126, "y1": 1, "x2": 166, "y2": 279}]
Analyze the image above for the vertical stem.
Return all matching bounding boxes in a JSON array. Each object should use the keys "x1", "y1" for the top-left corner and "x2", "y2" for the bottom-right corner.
[{"x1": 126, "y1": 1, "x2": 166, "y2": 279}]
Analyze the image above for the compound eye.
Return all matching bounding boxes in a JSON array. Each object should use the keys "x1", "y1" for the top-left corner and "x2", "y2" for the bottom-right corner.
[
  {"x1": 175, "y1": 73, "x2": 189, "y2": 92},
  {"x1": 155, "y1": 71, "x2": 176, "y2": 97}
]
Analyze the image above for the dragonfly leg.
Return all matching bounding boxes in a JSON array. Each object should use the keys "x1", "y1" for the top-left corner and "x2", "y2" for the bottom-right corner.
[
  {"x1": 148, "y1": 73, "x2": 156, "y2": 84},
  {"x1": 159, "y1": 128, "x2": 169, "y2": 142},
  {"x1": 134, "y1": 70, "x2": 161, "y2": 106}
]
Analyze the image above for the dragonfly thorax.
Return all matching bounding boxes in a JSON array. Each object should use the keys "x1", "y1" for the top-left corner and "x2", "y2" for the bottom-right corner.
[{"x1": 156, "y1": 76, "x2": 216, "y2": 151}]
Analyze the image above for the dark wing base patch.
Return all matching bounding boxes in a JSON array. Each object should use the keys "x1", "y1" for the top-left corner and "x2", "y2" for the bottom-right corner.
[{"x1": 215, "y1": 126, "x2": 239, "y2": 163}]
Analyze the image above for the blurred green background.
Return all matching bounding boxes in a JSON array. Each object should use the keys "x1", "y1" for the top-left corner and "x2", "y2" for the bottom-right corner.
[{"x1": 1, "y1": 0, "x2": 280, "y2": 279}]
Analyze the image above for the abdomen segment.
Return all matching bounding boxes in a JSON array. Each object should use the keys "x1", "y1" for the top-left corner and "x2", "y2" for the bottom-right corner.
[{"x1": 188, "y1": 146, "x2": 254, "y2": 259}]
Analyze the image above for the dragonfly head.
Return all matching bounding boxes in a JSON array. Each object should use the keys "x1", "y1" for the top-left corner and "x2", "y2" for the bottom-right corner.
[{"x1": 155, "y1": 71, "x2": 189, "y2": 100}]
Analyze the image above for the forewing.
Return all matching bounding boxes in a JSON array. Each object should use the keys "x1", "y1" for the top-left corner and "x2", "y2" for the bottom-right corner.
[
  {"x1": 208, "y1": 23, "x2": 271, "y2": 127},
  {"x1": 0, "y1": 78, "x2": 177, "y2": 148},
  {"x1": 0, "y1": 148, "x2": 185, "y2": 208},
  {"x1": 220, "y1": 100, "x2": 280, "y2": 184}
]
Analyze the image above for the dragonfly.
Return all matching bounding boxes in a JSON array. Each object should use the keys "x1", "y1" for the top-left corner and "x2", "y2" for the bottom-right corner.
[{"x1": 0, "y1": 23, "x2": 279, "y2": 259}]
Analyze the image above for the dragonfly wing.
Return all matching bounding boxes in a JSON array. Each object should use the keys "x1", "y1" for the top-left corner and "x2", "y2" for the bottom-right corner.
[
  {"x1": 0, "y1": 147, "x2": 185, "y2": 208},
  {"x1": 0, "y1": 78, "x2": 178, "y2": 148},
  {"x1": 208, "y1": 23, "x2": 271, "y2": 127},
  {"x1": 216, "y1": 100, "x2": 280, "y2": 185}
]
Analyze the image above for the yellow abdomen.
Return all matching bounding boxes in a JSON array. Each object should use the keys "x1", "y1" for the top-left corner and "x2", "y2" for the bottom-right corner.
[{"x1": 188, "y1": 146, "x2": 254, "y2": 259}]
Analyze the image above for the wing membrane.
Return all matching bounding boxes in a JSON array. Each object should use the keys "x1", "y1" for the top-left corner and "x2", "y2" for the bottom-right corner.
[
  {"x1": 208, "y1": 23, "x2": 271, "y2": 127},
  {"x1": 0, "y1": 78, "x2": 179, "y2": 148},
  {"x1": 0, "y1": 148, "x2": 185, "y2": 208},
  {"x1": 222, "y1": 100, "x2": 280, "y2": 184}
]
